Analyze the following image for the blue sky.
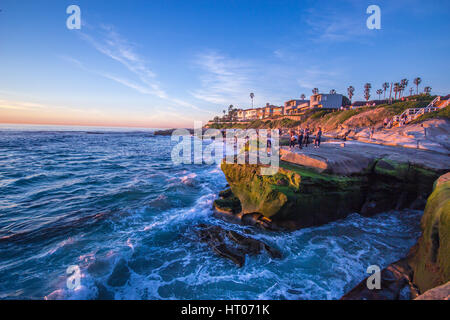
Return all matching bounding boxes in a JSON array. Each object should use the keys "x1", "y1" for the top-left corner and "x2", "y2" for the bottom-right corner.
[{"x1": 0, "y1": 0, "x2": 449, "y2": 127}]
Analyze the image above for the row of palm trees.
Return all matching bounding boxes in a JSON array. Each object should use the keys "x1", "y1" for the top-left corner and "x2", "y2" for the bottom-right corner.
[
  {"x1": 363, "y1": 78, "x2": 432, "y2": 103},
  {"x1": 339, "y1": 77, "x2": 431, "y2": 104},
  {"x1": 296, "y1": 78, "x2": 432, "y2": 104}
]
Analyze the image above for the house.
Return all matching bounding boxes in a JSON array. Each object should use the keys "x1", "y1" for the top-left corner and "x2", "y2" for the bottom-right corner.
[
  {"x1": 236, "y1": 109, "x2": 246, "y2": 121},
  {"x1": 257, "y1": 108, "x2": 265, "y2": 119},
  {"x1": 310, "y1": 93, "x2": 343, "y2": 109},
  {"x1": 263, "y1": 105, "x2": 273, "y2": 118},
  {"x1": 261, "y1": 103, "x2": 281, "y2": 118},
  {"x1": 271, "y1": 106, "x2": 284, "y2": 117},
  {"x1": 244, "y1": 108, "x2": 258, "y2": 120},
  {"x1": 284, "y1": 99, "x2": 310, "y2": 114}
]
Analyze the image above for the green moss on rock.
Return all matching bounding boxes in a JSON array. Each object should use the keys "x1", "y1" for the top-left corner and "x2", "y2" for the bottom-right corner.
[
  {"x1": 359, "y1": 158, "x2": 442, "y2": 215},
  {"x1": 220, "y1": 159, "x2": 441, "y2": 229},
  {"x1": 409, "y1": 173, "x2": 450, "y2": 293},
  {"x1": 221, "y1": 161, "x2": 366, "y2": 227}
]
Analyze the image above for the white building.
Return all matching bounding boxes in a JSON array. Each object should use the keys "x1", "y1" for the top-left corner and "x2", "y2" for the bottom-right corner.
[{"x1": 310, "y1": 93, "x2": 343, "y2": 109}]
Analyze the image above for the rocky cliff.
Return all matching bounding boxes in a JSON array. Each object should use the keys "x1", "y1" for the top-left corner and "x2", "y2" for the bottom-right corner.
[
  {"x1": 409, "y1": 172, "x2": 450, "y2": 293},
  {"x1": 216, "y1": 159, "x2": 441, "y2": 230}
]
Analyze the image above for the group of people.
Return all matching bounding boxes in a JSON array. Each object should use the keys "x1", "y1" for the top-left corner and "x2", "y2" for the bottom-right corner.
[{"x1": 289, "y1": 127, "x2": 322, "y2": 150}]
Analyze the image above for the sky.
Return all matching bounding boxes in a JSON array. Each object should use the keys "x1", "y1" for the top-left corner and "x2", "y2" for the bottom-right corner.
[{"x1": 0, "y1": 0, "x2": 449, "y2": 128}]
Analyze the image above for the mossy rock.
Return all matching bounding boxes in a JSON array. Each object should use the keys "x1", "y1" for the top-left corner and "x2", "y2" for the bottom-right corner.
[
  {"x1": 374, "y1": 159, "x2": 438, "y2": 188},
  {"x1": 221, "y1": 161, "x2": 366, "y2": 226},
  {"x1": 220, "y1": 157, "x2": 441, "y2": 229},
  {"x1": 409, "y1": 173, "x2": 450, "y2": 293},
  {"x1": 220, "y1": 163, "x2": 291, "y2": 217}
]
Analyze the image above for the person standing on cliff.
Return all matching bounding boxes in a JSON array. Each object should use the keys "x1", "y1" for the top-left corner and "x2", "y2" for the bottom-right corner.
[
  {"x1": 298, "y1": 127, "x2": 304, "y2": 149},
  {"x1": 314, "y1": 127, "x2": 322, "y2": 148},
  {"x1": 370, "y1": 126, "x2": 375, "y2": 140},
  {"x1": 421, "y1": 123, "x2": 427, "y2": 137},
  {"x1": 289, "y1": 130, "x2": 296, "y2": 150},
  {"x1": 267, "y1": 132, "x2": 272, "y2": 155},
  {"x1": 304, "y1": 127, "x2": 310, "y2": 147}
]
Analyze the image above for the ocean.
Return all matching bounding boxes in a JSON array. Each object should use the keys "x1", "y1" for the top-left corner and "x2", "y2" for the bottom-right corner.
[{"x1": 0, "y1": 125, "x2": 422, "y2": 300}]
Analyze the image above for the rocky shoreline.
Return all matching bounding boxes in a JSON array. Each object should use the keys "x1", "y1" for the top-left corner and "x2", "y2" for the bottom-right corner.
[{"x1": 209, "y1": 142, "x2": 449, "y2": 299}]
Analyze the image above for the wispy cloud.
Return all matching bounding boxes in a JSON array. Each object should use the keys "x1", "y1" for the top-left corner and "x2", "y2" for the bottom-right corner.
[
  {"x1": 0, "y1": 99, "x2": 47, "y2": 111},
  {"x1": 191, "y1": 52, "x2": 251, "y2": 105},
  {"x1": 303, "y1": 5, "x2": 373, "y2": 44},
  {"x1": 191, "y1": 51, "x2": 285, "y2": 108},
  {"x1": 297, "y1": 67, "x2": 340, "y2": 90},
  {"x1": 0, "y1": 98, "x2": 103, "y2": 115},
  {"x1": 60, "y1": 55, "x2": 160, "y2": 96},
  {"x1": 79, "y1": 25, "x2": 167, "y2": 99},
  {"x1": 68, "y1": 25, "x2": 212, "y2": 115}
]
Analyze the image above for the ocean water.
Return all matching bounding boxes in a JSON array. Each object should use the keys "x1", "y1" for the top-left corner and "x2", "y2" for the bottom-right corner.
[{"x1": 0, "y1": 126, "x2": 422, "y2": 300}]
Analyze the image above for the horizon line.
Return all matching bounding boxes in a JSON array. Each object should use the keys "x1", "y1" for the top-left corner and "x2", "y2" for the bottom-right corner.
[{"x1": 0, "y1": 121, "x2": 189, "y2": 130}]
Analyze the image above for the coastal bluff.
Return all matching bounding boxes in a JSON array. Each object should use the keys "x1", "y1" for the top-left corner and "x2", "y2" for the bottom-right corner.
[
  {"x1": 215, "y1": 142, "x2": 449, "y2": 299},
  {"x1": 215, "y1": 142, "x2": 448, "y2": 230},
  {"x1": 341, "y1": 172, "x2": 450, "y2": 300}
]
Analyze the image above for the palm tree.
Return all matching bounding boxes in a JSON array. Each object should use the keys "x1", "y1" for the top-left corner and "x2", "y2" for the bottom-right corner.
[
  {"x1": 424, "y1": 86, "x2": 432, "y2": 95},
  {"x1": 347, "y1": 86, "x2": 355, "y2": 103},
  {"x1": 400, "y1": 79, "x2": 408, "y2": 98},
  {"x1": 393, "y1": 83, "x2": 400, "y2": 100},
  {"x1": 329, "y1": 89, "x2": 336, "y2": 94},
  {"x1": 364, "y1": 83, "x2": 371, "y2": 104},
  {"x1": 301, "y1": 94, "x2": 306, "y2": 100},
  {"x1": 414, "y1": 77, "x2": 422, "y2": 95},
  {"x1": 312, "y1": 88, "x2": 319, "y2": 95},
  {"x1": 400, "y1": 84, "x2": 406, "y2": 98},
  {"x1": 382, "y1": 82, "x2": 389, "y2": 99},
  {"x1": 376, "y1": 89, "x2": 383, "y2": 100},
  {"x1": 250, "y1": 93, "x2": 255, "y2": 108},
  {"x1": 228, "y1": 104, "x2": 232, "y2": 120}
]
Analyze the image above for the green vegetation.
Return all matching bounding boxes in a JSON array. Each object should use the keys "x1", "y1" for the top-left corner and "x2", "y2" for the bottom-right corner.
[
  {"x1": 323, "y1": 109, "x2": 363, "y2": 127},
  {"x1": 380, "y1": 99, "x2": 433, "y2": 116},
  {"x1": 410, "y1": 105, "x2": 450, "y2": 124},
  {"x1": 208, "y1": 118, "x2": 302, "y2": 130},
  {"x1": 309, "y1": 109, "x2": 333, "y2": 120},
  {"x1": 280, "y1": 161, "x2": 361, "y2": 184}
]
